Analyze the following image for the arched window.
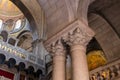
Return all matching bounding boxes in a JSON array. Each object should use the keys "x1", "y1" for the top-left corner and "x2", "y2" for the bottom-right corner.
[
  {"x1": 14, "y1": 19, "x2": 22, "y2": 30},
  {"x1": 0, "y1": 19, "x2": 3, "y2": 30}
]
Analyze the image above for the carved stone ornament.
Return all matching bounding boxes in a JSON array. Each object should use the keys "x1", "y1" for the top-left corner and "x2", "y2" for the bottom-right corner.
[
  {"x1": 63, "y1": 27, "x2": 94, "y2": 47},
  {"x1": 45, "y1": 20, "x2": 95, "y2": 54},
  {"x1": 47, "y1": 40, "x2": 66, "y2": 57}
]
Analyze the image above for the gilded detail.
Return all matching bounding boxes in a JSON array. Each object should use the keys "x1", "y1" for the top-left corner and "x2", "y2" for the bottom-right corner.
[{"x1": 87, "y1": 50, "x2": 107, "y2": 70}]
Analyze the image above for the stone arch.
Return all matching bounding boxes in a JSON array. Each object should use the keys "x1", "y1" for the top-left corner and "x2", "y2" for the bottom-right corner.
[
  {"x1": 34, "y1": 69, "x2": 43, "y2": 78},
  {"x1": 77, "y1": 0, "x2": 95, "y2": 25},
  {"x1": 17, "y1": 30, "x2": 33, "y2": 39},
  {"x1": 17, "y1": 31, "x2": 33, "y2": 51},
  {"x1": 17, "y1": 62, "x2": 26, "y2": 71},
  {"x1": 88, "y1": 13, "x2": 120, "y2": 61},
  {"x1": 0, "y1": 54, "x2": 6, "y2": 64},
  {"x1": 7, "y1": 58, "x2": 16, "y2": 68},
  {"x1": 26, "y1": 66, "x2": 35, "y2": 75},
  {"x1": 11, "y1": 0, "x2": 45, "y2": 39}
]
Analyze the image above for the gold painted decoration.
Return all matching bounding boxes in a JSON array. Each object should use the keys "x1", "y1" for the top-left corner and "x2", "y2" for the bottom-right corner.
[
  {"x1": 87, "y1": 50, "x2": 107, "y2": 70},
  {"x1": 0, "y1": 0, "x2": 22, "y2": 17}
]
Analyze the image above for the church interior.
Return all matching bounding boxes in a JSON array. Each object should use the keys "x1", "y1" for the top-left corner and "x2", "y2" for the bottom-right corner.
[{"x1": 0, "y1": 0, "x2": 120, "y2": 80}]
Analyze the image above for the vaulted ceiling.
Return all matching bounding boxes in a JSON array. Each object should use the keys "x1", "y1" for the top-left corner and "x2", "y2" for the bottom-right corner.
[{"x1": 88, "y1": 0, "x2": 120, "y2": 61}]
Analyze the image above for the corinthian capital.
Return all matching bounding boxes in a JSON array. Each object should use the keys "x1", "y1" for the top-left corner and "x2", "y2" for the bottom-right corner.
[
  {"x1": 63, "y1": 27, "x2": 94, "y2": 47},
  {"x1": 47, "y1": 40, "x2": 66, "y2": 57}
]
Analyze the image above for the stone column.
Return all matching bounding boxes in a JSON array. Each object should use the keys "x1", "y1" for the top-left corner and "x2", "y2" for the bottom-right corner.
[
  {"x1": 32, "y1": 39, "x2": 46, "y2": 60},
  {"x1": 15, "y1": 39, "x2": 19, "y2": 47},
  {"x1": 32, "y1": 39, "x2": 39, "y2": 55},
  {"x1": 64, "y1": 27, "x2": 94, "y2": 80},
  {"x1": 6, "y1": 37, "x2": 10, "y2": 43},
  {"x1": 49, "y1": 40, "x2": 66, "y2": 80}
]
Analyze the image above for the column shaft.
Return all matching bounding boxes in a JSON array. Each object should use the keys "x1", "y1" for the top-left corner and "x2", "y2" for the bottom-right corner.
[
  {"x1": 52, "y1": 55, "x2": 66, "y2": 80},
  {"x1": 48, "y1": 40, "x2": 66, "y2": 80},
  {"x1": 70, "y1": 45, "x2": 89, "y2": 80}
]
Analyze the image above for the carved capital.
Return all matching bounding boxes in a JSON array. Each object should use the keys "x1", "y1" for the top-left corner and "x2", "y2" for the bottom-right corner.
[
  {"x1": 44, "y1": 20, "x2": 94, "y2": 52},
  {"x1": 47, "y1": 40, "x2": 66, "y2": 57},
  {"x1": 63, "y1": 27, "x2": 94, "y2": 47}
]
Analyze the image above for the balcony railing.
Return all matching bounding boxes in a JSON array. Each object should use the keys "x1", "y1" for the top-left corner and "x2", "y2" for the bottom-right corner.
[
  {"x1": 90, "y1": 58, "x2": 120, "y2": 80},
  {"x1": 0, "y1": 40, "x2": 44, "y2": 67}
]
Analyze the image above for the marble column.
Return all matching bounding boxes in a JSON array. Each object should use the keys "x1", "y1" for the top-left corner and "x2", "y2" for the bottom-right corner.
[
  {"x1": 49, "y1": 40, "x2": 66, "y2": 80},
  {"x1": 64, "y1": 27, "x2": 94, "y2": 80}
]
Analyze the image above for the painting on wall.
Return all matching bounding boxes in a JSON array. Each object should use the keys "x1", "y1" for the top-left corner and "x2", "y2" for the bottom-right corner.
[{"x1": 87, "y1": 50, "x2": 107, "y2": 70}]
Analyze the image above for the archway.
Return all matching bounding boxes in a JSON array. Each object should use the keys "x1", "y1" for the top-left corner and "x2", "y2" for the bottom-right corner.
[
  {"x1": 88, "y1": 13, "x2": 120, "y2": 61},
  {"x1": 17, "y1": 31, "x2": 33, "y2": 52},
  {"x1": 11, "y1": 0, "x2": 45, "y2": 39}
]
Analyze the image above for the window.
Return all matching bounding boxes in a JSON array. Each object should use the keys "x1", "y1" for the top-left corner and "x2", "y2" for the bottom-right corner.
[
  {"x1": 14, "y1": 19, "x2": 22, "y2": 30},
  {"x1": 0, "y1": 19, "x2": 3, "y2": 30}
]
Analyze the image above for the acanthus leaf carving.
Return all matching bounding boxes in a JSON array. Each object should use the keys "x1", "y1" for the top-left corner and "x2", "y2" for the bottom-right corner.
[
  {"x1": 63, "y1": 27, "x2": 94, "y2": 47},
  {"x1": 47, "y1": 40, "x2": 66, "y2": 57}
]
